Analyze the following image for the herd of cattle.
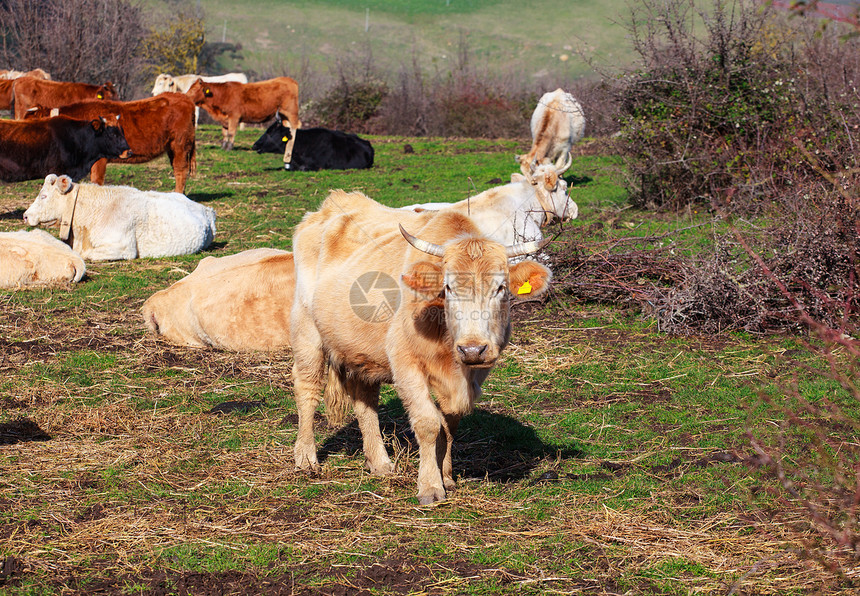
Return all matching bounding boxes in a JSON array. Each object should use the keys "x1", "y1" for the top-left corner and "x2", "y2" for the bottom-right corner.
[{"x1": 0, "y1": 69, "x2": 586, "y2": 502}]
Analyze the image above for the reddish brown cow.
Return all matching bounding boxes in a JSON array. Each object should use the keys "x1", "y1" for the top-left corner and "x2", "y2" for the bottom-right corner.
[
  {"x1": 185, "y1": 76, "x2": 300, "y2": 166},
  {"x1": 12, "y1": 77, "x2": 117, "y2": 119},
  {"x1": 25, "y1": 93, "x2": 196, "y2": 193},
  {"x1": 0, "y1": 80, "x2": 13, "y2": 114}
]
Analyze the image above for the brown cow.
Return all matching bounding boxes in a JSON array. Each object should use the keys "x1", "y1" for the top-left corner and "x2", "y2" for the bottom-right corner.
[
  {"x1": 0, "y1": 80, "x2": 13, "y2": 115},
  {"x1": 185, "y1": 77, "x2": 300, "y2": 166},
  {"x1": 25, "y1": 93, "x2": 196, "y2": 193},
  {"x1": 12, "y1": 77, "x2": 117, "y2": 119},
  {"x1": 291, "y1": 190, "x2": 552, "y2": 503}
]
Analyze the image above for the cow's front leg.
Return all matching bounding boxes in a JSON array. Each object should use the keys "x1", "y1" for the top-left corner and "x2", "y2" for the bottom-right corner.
[
  {"x1": 352, "y1": 380, "x2": 394, "y2": 475},
  {"x1": 398, "y1": 374, "x2": 447, "y2": 504},
  {"x1": 291, "y1": 303, "x2": 326, "y2": 471},
  {"x1": 440, "y1": 412, "x2": 462, "y2": 491},
  {"x1": 224, "y1": 118, "x2": 239, "y2": 151}
]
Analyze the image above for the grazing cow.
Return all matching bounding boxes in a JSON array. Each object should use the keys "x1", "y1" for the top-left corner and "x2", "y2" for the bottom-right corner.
[
  {"x1": 13, "y1": 77, "x2": 117, "y2": 119},
  {"x1": 151, "y1": 72, "x2": 248, "y2": 126},
  {"x1": 0, "y1": 68, "x2": 50, "y2": 80},
  {"x1": 517, "y1": 88, "x2": 585, "y2": 174},
  {"x1": 142, "y1": 249, "x2": 295, "y2": 350},
  {"x1": 0, "y1": 115, "x2": 129, "y2": 183},
  {"x1": 252, "y1": 119, "x2": 374, "y2": 171},
  {"x1": 404, "y1": 155, "x2": 575, "y2": 246},
  {"x1": 291, "y1": 190, "x2": 552, "y2": 504},
  {"x1": 0, "y1": 229, "x2": 85, "y2": 289},
  {"x1": 24, "y1": 174, "x2": 216, "y2": 261},
  {"x1": 185, "y1": 76, "x2": 301, "y2": 166},
  {"x1": 25, "y1": 94, "x2": 197, "y2": 193}
]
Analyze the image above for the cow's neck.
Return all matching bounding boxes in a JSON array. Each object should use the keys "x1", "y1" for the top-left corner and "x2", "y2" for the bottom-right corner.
[{"x1": 58, "y1": 185, "x2": 81, "y2": 241}]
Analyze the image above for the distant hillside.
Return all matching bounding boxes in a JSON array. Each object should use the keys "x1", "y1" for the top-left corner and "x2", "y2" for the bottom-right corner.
[{"x1": 155, "y1": 0, "x2": 636, "y2": 83}]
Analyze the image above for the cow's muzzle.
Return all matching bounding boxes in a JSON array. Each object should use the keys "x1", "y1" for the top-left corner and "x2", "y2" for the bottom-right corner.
[
  {"x1": 119, "y1": 149, "x2": 133, "y2": 159},
  {"x1": 457, "y1": 343, "x2": 490, "y2": 366}
]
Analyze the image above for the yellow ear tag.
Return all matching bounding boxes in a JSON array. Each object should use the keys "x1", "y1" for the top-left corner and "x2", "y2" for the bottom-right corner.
[
  {"x1": 281, "y1": 136, "x2": 288, "y2": 142},
  {"x1": 96, "y1": 94, "x2": 103, "y2": 99},
  {"x1": 517, "y1": 281, "x2": 533, "y2": 295}
]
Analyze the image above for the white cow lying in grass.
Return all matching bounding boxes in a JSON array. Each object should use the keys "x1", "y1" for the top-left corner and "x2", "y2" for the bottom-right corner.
[
  {"x1": 24, "y1": 175, "x2": 216, "y2": 261},
  {"x1": 403, "y1": 155, "x2": 576, "y2": 245},
  {"x1": 142, "y1": 248, "x2": 295, "y2": 350},
  {"x1": 0, "y1": 229, "x2": 85, "y2": 288}
]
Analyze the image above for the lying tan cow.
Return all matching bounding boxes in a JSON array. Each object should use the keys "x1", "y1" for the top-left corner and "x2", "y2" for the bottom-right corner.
[
  {"x1": 142, "y1": 249, "x2": 294, "y2": 350},
  {"x1": 0, "y1": 229, "x2": 85, "y2": 288},
  {"x1": 185, "y1": 77, "x2": 301, "y2": 166}
]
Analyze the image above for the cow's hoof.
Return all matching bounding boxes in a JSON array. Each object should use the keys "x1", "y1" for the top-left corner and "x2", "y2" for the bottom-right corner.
[
  {"x1": 293, "y1": 448, "x2": 320, "y2": 472},
  {"x1": 366, "y1": 460, "x2": 394, "y2": 476},
  {"x1": 443, "y1": 477, "x2": 457, "y2": 491},
  {"x1": 417, "y1": 487, "x2": 446, "y2": 505}
]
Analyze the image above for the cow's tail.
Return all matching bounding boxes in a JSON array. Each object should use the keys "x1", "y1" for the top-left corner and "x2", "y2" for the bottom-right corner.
[{"x1": 323, "y1": 362, "x2": 352, "y2": 428}]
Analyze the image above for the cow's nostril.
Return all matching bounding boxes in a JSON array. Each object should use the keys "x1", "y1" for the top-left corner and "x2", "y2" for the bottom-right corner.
[{"x1": 457, "y1": 344, "x2": 488, "y2": 364}]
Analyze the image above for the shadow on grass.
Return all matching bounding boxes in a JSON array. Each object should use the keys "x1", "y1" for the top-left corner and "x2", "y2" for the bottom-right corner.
[
  {"x1": 186, "y1": 192, "x2": 233, "y2": 203},
  {"x1": 0, "y1": 418, "x2": 51, "y2": 446},
  {"x1": 0, "y1": 208, "x2": 25, "y2": 221},
  {"x1": 317, "y1": 399, "x2": 584, "y2": 483},
  {"x1": 564, "y1": 174, "x2": 592, "y2": 187}
]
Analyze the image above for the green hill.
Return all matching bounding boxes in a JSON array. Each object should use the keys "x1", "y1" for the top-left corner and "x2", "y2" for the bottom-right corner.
[{"x1": 161, "y1": 0, "x2": 635, "y2": 82}]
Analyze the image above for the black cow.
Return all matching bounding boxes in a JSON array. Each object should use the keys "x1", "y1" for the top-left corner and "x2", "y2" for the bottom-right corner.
[
  {"x1": 0, "y1": 116, "x2": 130, "y2": 183},
  {"x1": 252, "y1": 120, "x2": 374, "y2": 171}
]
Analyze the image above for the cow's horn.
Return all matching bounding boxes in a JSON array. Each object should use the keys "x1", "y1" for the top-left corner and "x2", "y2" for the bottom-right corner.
[
  {"x1": 400, "y1": 224, "x2": 444, "y2": 257},
  {"x1": 555, "y1": 152, "x2": 572, "y2": 174},
  {"x1": 506, "y1": 237, "x2": 551, "y2": 259}
]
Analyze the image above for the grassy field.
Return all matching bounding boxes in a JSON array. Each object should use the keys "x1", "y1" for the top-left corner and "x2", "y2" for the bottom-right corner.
[
  {"x1": 146, "y1": 0, "x2": 634, "y2": 82},
  {"x1": 0, "y1": 127, "x2": 854, "y2": 594}
]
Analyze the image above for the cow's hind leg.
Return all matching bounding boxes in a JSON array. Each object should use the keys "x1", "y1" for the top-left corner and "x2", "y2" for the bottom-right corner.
[
  {"x1": 291, "y1": 304, "x2": 326, "y2": 471},
  {"x1": 351, "y1": 379, "x2": 394, "y2": 475}
]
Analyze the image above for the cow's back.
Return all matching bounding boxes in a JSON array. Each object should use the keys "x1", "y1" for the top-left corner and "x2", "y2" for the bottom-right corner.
[{"x1": 143, "y1": 249, "x2": 294, "y2": 350}]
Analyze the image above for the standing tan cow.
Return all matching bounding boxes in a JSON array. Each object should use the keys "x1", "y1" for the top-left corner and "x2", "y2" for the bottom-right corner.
[
  {"x1": 291, "y1": 190, "x2": 552, "y2": 504},
  {"x1": 185, "y1": 77, "x2": 300, "y2": 167},
  {"x1": 12, "y1": 77, "x2": 117, "y2": 119}
]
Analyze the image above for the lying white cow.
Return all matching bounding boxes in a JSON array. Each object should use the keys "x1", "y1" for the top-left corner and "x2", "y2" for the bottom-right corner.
[
  {"x1": 151, "y1": 72, "x2": 249, "y2": 126},
  {"x1": 404, "y1": 155, "x2": 576, "y2": 245},
  {"x1": 142, "y1": 248, "x2": 295, "y2": 350},
  {"x1": 24, "y1": 174, "x2": 216, "y2": 261},
  {"x1": 518, "y1": 88, "x2": 585, "y2": 174},
  {"x1": 0, "y1": 229, "x2": 85, "y2": 288}
]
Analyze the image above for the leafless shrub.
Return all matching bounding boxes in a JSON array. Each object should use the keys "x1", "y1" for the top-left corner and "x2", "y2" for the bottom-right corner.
[
  {"x1": 615, "y1": 0, "x2": 860, "y2": 214},
  {"x1": 0, "y1": 0, "x2": 145, "y2": 96}
]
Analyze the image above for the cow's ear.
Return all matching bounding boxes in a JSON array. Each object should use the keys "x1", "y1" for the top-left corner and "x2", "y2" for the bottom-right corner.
[
  {"x1": 57, "y1": 175, "x2": 74, "y2": 194},
  {"x1": 508, "y1": 260, "x2": 552, "y2": 300},
  {"x1": 45, "y1": 174, "x2": 58, "y2": 185},
  {"x1": 402, "y1": 260, "x2": 444, "y2": 300},
  {"x1": 90, "y1": 118, "x2": 104, "y2": 132}
]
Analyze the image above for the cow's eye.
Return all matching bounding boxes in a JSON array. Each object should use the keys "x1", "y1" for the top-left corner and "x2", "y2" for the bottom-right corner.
[
  {"x1": 444, "y1": 283, "x2": 454, "y2": 295},
  {"x1": 496, "y1": 284, "x2": 507, "y2": 296}
]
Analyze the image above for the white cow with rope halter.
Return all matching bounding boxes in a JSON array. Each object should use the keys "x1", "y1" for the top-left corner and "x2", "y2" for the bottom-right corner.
[
  {"x1": 403, "y1": 153, "x2": 575, "y2": 247},
  {"x1": 23, "y1": 174, "x2": 215, "y2": 261}
]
